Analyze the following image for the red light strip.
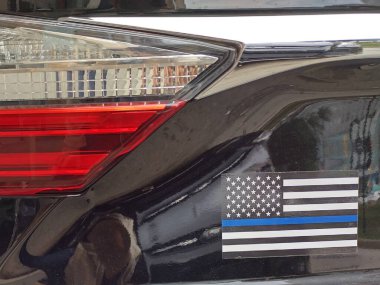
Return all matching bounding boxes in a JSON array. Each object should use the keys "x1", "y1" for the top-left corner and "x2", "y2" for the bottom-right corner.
[
  {"x1": 0, "y1": 128, "x2": 138, "y2": 137},
  {"x1": 0, "y1": 104, "x2": 167, "y2": 114},
  {"x1": 0, "y1": 101, "x2": 185, "y2": 196},
  {"x1": 0, "y1": 169, "x2": 89, "y2": 177}
]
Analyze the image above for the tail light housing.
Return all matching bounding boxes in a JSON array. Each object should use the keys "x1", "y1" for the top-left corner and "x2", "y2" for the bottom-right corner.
[{"x1": 0, "y1": 16, "x2": 235, "y2": 196}]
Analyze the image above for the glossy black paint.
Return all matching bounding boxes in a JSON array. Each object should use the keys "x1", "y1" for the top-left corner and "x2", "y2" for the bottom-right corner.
[
  {"x1": 0, "y1": 43, "x2": 380, "y2": 284},
  {"x1": 241, "y1": 42, "x2": 363, "y2": 62}
]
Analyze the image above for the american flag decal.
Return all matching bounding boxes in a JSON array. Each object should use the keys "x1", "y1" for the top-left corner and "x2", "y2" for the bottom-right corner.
[{"x1": 222, "y1": 171, "x2": 359, "y2": 259}]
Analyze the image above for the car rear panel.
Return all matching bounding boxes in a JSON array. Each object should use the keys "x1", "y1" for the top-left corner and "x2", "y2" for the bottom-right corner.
[{"x1": 1, "y1": 3, "x2": 380, "y2": 284}]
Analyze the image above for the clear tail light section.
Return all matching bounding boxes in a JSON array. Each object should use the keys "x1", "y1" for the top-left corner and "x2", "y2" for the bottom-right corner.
[
  {"x1": 0, "y1": 27, "x2": 215, "y2": 98},
  {"x1": 0, "y1": 17, "x2": 230, "y2": 196}
]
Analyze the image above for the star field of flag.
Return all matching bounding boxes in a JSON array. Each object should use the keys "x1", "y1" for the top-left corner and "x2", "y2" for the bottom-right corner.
[
  {"x1": 224, "y1": 173, "x2": 283, "y2": 219},
  {"x1": 222, "y1": 171, "x2": 359, "y2": 259}
]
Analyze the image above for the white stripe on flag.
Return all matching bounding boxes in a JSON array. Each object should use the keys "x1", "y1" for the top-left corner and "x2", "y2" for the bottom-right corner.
[
  {"x1": 283, "y1": 203, "x2": 358, "y2": 212},
  {"x1": 283, "y1": 190, "x2": 358, "y2": 199},
  {"x1": 222, "y1": 227, "x2": 357, "y2": 240},
  {"x1": 222, "y1": 240, "x2": 357, "y2": 252},
  {"x1": 283, "y1": 177, "x2": 359, "y2": 186}
]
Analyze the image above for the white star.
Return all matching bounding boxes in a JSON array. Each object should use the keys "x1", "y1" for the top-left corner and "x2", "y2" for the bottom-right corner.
[
  {"x1": 227, "y1": 204, "x2": 231, "y2": 209},
  {"x1": 276, "y1": 193, "x2": 280, "y2": 198},
  {"x1": 232, "y1": 209, "x2": 236, "y2": 213},
  {"x1": 257, "y1": 185, "x2": 261, "y2": 190},
  {"x1": 246, "y1": 203, "x2": 251, "y2": 208},
  {"x1": 236, "y1": 177, "x2": 241, "y2": 181},
  {"x1": 276, "y1": 175, "x2": 281, "y2": 180},
  {"x1": 261, "y1": 207, "x2": 266, "y2": 212},
  {"x1": 242, "y1": 190, "x2": 246, "y2": 195},
  {"x1": 227, "y1": 186, "x2": 231, "y2": 191},
  {"x1": 251, "y1": 190, "x2": 256, "y2": 194},
  {"x1": 266, "y1": 185, "x2": 271, "y2": 189},
  {"x1": 237, "y1": 213, "x2": 241, "y2": 218},
  {"x1": 247, "y1": 194, "x2": 251, "y2": 199},
  {"x1": 247, "y1": 212, "x2": 251, "y2": 217},
  {"x1": 257, "y1": 203, "x2": 261, "y2": 208},
  {"x1": 252, "y1": 181, "x2": 256, "y2": 185},
  {"x1": 271, "y1": 189, "x2": 276, "y2": 194},
  {"x1": 257, "y1": 212, "x2": 261, "y2": 217},
  {"x1": 261, "y1": 198, "x2": 265, "y2": 203},
  {"x1": 232, "y1": 190, "x2": 236, "y2": 195},
  {"x1": 242, "y1": 199, "x2": 246, "y2": 204},
  {"x1": 271, "y1": 180, "x2": 276, "y2": 185},
  {"x1": 252, "y1": 207, "x2": 256, "y2": 212},
  {"x1": 261, "y1": 180, "x2": 265, "y2": 185},
  {"x1": 237, "y1": 195, "x2": 241, "y2": 199},
  {"x1": 237, "y1": 204, "x2": 241, "y2": 209},
  {"x1": 261, "y1": 189, "x2": 265, "y2": 194},
  {"x1": 271, "y1": 198, "x2": 275, "y2": 203},
  {"x1": 227, "y1": 177, "x2": 231, "y2": 182},
  {"x1": 276, "y1": 202, "x2": 280, "y2": 207},
  {"x1": 252, "y1": 199, "x2": 256, "y2": 203},
  {"x1": 226, "y1": 213, "x2": 231, "y2": 218},
  {"x1": 276, "y1": 211, "x2": 281, "y2": 216},
  {"x1": 257, "y1": 176, "x2": 261, "y2": 181},
  {"x1": 266, "y1": 212, "x2": 271, "y2": 216},
  {"x1": 266, "y1": 203, "x2": 270, "y2": 207},
  {"x1": 257, "y1": 194, "x2": 261, "y2": 198},
  {"x1": 276, "y1": 185, "x2": 281, "y2": 189},
  {"x1": 241, "y1": 181, "x2": 246, "y2": 186},
  {"x1": 236, "y1": 186, "x2": 241, "y2": 191},
  {"x1": 232, "y1": 182, "x2": 236, "y2": 186},
  {"x1": 242, "y1": 208, "x2": 246, "y2": 213},
  {"x1": 247, "y1": 176, "x2": 251, "y2": 181},
  {"x1": 271, "y1": 207, "x2": 275, "y2": 212},
  {"x1": 247, "y1": 186, "x2": 251, "y2": 190},
  {"x1": 266, "y1": 175, "x2": 271, "y2": 180},
  {"x1": 232, "y1": 200, "x2": 236, "y2": 204},
  {"x1": 226, "y1": 195, "x2": 231, "y2": 200}
]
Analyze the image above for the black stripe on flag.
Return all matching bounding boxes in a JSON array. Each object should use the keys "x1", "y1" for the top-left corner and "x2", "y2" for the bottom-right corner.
[
  {"x1": 222, "y1": 171, "x2": 359, "y2": 259},
  {"x1": 222, "y1": 234, "x2": 358, "y2": 245},
  {"x1": 283, "y1": 184, "x2": 358, "y2": 192},
  {"x1": 283, "y1": 197, "x2": 357, "y2": 205},
  {"x1": 223, "y1": 247, "x2": 357, "y2": 259}
]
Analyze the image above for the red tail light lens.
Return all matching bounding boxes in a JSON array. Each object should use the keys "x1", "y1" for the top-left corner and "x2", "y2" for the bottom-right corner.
[{"x1": 0, "y1": 101, "x2": 184, "y2": 195}]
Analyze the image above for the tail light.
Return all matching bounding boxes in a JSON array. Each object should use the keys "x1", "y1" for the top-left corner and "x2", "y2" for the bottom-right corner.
[{"x1": 0, "y1": 16, "x2": 234, "y2": 196}]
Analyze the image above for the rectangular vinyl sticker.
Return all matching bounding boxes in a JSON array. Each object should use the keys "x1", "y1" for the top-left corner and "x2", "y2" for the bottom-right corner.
[{"x1": 222, "y1": 171, "x2": 359, "y2": 259}]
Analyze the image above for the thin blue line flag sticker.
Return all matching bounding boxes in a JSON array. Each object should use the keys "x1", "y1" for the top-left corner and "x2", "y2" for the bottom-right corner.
[{"x1": 222, "y1": 171, "x2": 359, "y2": 259}]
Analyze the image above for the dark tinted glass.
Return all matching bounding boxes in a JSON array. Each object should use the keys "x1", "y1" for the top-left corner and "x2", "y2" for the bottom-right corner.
[{"x1": 1, "y1": 1, "x2": 380, "y2": 17}]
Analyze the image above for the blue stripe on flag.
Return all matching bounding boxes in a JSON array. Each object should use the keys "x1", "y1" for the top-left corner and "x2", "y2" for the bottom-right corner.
[{"x1": 222, "y1": 215, "x2": 357, "y2": 227}]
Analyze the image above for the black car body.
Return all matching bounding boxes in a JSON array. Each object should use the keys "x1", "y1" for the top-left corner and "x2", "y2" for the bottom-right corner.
[{"x1": 0, "y1": 1, "x2": 380, "y2": 284}]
